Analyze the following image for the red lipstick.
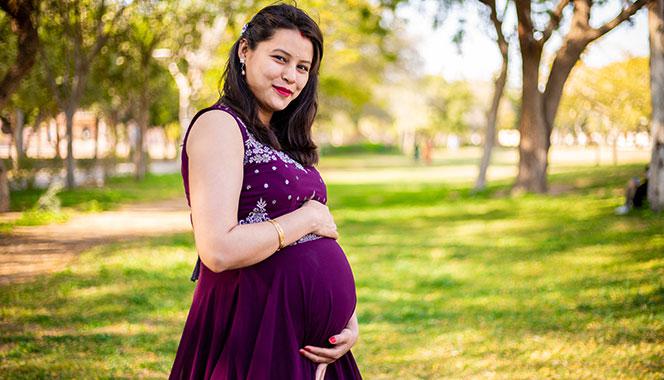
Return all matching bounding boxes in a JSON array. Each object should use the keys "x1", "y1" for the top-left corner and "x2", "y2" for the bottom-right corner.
[{"x1": 273, "y1": 85, "x2": 292, "y2": 97}]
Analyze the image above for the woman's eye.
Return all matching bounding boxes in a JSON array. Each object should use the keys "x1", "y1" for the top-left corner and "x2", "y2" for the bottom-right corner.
[
  {"x1": 298, "y1": 65, "x2": 310, "y2": 72},
  {"x1": 273, "y1": 55, "x2": 286, "y2": 62}
]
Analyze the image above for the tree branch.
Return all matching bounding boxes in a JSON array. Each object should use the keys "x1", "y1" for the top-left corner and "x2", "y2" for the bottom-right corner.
[
  {"x1": 589, "y1": 0, "x2": 651, "y2": 41},
  {"x1": 541, "y1": 0, "x2": 571, "y2": 43},
  {"x1": 38, "y1": 44, "x2": 65, "y2": 110},
  {"x1": 515, "y1": 0, "x2": 537, "y2": 44},
  {"x1": 87, "y1": 0, "x2": 127, "y2": 65}
]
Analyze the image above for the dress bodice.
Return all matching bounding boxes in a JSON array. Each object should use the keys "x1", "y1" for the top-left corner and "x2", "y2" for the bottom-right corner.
[{"x1": 180, "y1": 103, "x2": 327, "y2": 279}]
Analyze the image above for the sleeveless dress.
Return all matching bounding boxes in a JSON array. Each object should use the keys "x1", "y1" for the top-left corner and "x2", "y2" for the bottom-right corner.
[{"x1": 169, "y1": 103, "x2": 362, "y2": 380}]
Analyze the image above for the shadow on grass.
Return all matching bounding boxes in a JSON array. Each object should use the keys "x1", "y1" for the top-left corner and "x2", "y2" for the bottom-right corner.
[
  {"x1": 331, "y1": 167, "x2": 662, "y2": 356},
  {"x1": 1, "y1": 163, "x2": 662, "y2": 378},
  {"x1": 0, "y1": 233, "x2": 196, "y2": 377}
]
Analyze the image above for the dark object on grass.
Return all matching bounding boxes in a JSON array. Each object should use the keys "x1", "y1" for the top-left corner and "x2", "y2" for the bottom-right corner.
[{"x1": 615, "y1": 165, "x2": 650, "y2": 214}]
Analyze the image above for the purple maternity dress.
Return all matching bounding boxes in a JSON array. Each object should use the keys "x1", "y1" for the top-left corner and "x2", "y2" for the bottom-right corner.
[{"x1": 169, "y1": 103, "x2": 362, "y2": 379}]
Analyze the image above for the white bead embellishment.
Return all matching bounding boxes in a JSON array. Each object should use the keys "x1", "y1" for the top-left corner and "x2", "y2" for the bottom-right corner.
[{"x1": 239, "y1": 198, "x2": 268, "y2": 225}]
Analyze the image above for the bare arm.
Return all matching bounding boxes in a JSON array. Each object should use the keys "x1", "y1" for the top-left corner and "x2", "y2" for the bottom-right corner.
[{"x1": 187, "y1": 110, "x2": 336, "y2": 273}]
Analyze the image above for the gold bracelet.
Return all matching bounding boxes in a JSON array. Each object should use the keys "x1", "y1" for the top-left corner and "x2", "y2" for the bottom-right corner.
[{"x1": 267, "y1": 219, "x2": 285, "y2": 250}]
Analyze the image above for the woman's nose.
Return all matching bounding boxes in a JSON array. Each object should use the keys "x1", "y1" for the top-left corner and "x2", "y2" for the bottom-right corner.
[{"x1": 282, "y1": 65, "x2": 296, "y2": 83}]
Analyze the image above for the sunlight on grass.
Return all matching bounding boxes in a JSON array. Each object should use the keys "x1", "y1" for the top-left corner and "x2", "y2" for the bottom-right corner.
[{"x1": 1, "y1": 160, "x2": 662, "y2": 378}]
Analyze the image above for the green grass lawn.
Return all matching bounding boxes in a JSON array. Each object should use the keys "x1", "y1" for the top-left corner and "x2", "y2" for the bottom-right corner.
[
  {"x1": 1, "y1": 173, "x2": 185, "y2": 234},
  {"x1": 8, "y1": 173, "x2": 184, "y2": 212},
  {"x1": 1, "y1": 160, "x2": 662, "y2": 379}
]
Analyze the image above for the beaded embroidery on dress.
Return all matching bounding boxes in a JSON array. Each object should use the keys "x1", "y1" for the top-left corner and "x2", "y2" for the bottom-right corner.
[
  {"x1": 239, "y1": 197, "x2": 322, "y2": 245},
  {"x1": 243, "y1": 130, "x2": 309, "y2": 173}
]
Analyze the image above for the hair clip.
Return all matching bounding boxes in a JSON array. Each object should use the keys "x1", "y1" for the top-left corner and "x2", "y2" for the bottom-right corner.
[{"x1": 241, "y1": 23, "x2": 249, "y2": 35}]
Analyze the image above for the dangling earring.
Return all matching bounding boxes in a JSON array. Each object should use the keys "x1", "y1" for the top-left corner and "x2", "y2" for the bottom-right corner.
[{"x1": 240, "y1": 58, "x2": 246, "y2": 76}]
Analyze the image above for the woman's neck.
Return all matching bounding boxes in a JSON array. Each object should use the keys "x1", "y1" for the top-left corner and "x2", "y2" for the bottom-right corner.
[{"x1": 257, "y1": 106, "x2": 272, "y2": 127}]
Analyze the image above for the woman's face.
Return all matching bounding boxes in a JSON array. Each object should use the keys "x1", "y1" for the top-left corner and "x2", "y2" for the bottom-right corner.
[{"x1": 239, "y1": 28, "x2": 314, "y2": 124}]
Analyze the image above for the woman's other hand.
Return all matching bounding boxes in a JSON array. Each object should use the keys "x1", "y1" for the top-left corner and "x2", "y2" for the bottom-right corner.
[
  {"x1": 299, "y1": 327, "x2": 358, "y2": 363},
  {"x1": 299, "y1": 311, "x2": 359, "y2": 366}
]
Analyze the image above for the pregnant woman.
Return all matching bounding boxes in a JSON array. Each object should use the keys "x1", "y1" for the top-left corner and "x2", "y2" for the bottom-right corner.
[{"x1": 169, "y1": 4, "x2": 361, "y2": 380}]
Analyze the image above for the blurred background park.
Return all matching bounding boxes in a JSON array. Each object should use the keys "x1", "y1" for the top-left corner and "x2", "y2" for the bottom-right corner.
[{"x1": 1, "y1": 0, "x2": 663, "y2": 378}]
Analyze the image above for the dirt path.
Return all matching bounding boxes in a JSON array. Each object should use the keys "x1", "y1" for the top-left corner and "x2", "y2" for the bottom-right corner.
[{"x1": 0, "y1": 198, "x2": 192, "y2": 285}]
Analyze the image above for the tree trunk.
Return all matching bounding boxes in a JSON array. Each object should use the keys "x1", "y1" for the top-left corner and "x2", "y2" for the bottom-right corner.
[
  {"x1": 104, "y1": 114, "x2": 119, "y2": 178},
  {"x1": 514, "y1": 33, "x2": 548, "y2": 193},
  {"x1": 476, "y1": 0, "x2": 509, "y2": 191},
  {"x1": 162, "y1": 129, "x2": 170, "y2": 159},
  {"x1": 31, "y1": 111, "x2": 43, "y2": 158},
  {"x1": 169, "y1": 63, "x2": 193, "y2": 156},
  {"x1": 543, "y1": 36, "x2": 587, "y2": 139},
  {"x1": 350, "y1": 116, "x2": 363, "y2": 144},
  {"x1": 475, "y1": 64, "x2": 506, "y2": 190},
  {"x1": 134, "y1": 94, "x2": 149, "y2": 181},
  {"x1": 513, "y1": 0, "x2": 647, "y2": 193},
  {"x1": 648, "y1": 0, "x2": 664, "y2": 211},
  {"x1": 55, "y1": 118, "x2": 62, "y2": 159},
  {"x1": 65, "y1": 108, "x2": 75, "y2": 189},
  {"x1": 0, "y1": 160, "x2": 9, "y2": 212},
  {"x1": 93, "y1": 114, "x2": 100, "y2": 160},
  {"x1": 13, "y1": 108, "x2": 24, "y2": 167},
  {"x1": 612, "y1": 128, "x2": 619, "y2": 166},
  {"x1": 514, "y1": 1, "x2": 546, "y2": 192},
  {"x1": 516, "y1": 31, "x2": 587, "y2": 193},
  {"x1": 36, "y1": 115, "x2": 42, "y2": 158},
  {"x1": 107, "y1": 112, "x2": 119, "y2": 158}
]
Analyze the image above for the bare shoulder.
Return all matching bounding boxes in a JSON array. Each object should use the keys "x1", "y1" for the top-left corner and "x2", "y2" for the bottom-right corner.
[{"x1": 186, "y1": 109, "x2": 244, "y2": 159}]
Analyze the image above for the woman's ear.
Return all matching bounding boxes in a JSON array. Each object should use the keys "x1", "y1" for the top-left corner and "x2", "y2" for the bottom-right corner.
[{"x1": 238, "y1": 39, "x2": 249, "y2": 60}]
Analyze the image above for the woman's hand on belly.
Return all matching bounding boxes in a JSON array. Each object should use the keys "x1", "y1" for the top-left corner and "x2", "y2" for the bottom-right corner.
[
  {"x1": 299, "y1": 310, "x2": 359, "y2": 367},
  {"x1": 302, "y1": 200, "x2": 339, "y2": 240}
]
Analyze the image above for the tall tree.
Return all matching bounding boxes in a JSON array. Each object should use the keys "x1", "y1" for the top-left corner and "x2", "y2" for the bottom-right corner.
[
  {"x1": 648, "y1": 0, "x2": 664, "y2": 211},
  {"x1": 311, "y1": 0, "x2": 398, "y2": 141},
  {"x1": 154, "y1": 2, "x2": 237, "y2": 148},
  {"x1": 397, "y1": 0, "x2": 510, "y2": 186},
  {"x1": 40, "y1": 0, "x2": 127, "y2": 189},
  {"x1": 88, "y1": 23, "x2": 134, "y2": 167},
  {"x1": 0, "y1": 0, "x2": 39, "y2": 212},
  {"x1": 424, "y1": 75, "x2": 475, "y2": 137},
  {"x1": 513, "y1": 0, "x2": 650, "y2": 192},
  {"x1": 475, "y1": 0, "x2": 509, "y2": 191},
  {"x1": 0, "y1": 0, "x2": 38, "y2": 110},
  {"x1": 558, "y1": 58, "x2": 650, "y2": 165},
  {"x1": 124, "y1": 1, "x2": 171, "y2": 180},
  {"x1": 9, "y1": 57, "x2": 60, "y2": 160}
]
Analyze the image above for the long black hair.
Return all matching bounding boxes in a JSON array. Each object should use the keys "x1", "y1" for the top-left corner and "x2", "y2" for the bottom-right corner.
[{"x1": 218, "y1": 3, "x2": 323, "y2": 166}]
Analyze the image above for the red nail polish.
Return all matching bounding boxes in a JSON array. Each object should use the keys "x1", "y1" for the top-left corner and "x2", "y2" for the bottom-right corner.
[{"x1": 329, "y1": 337, "x2": 336, "y2": 344}]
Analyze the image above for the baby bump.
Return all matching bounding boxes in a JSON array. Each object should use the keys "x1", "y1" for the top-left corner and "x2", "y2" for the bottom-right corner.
[{"x1": 253, "y1": 237, "x2": 357, "y2": 346}]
